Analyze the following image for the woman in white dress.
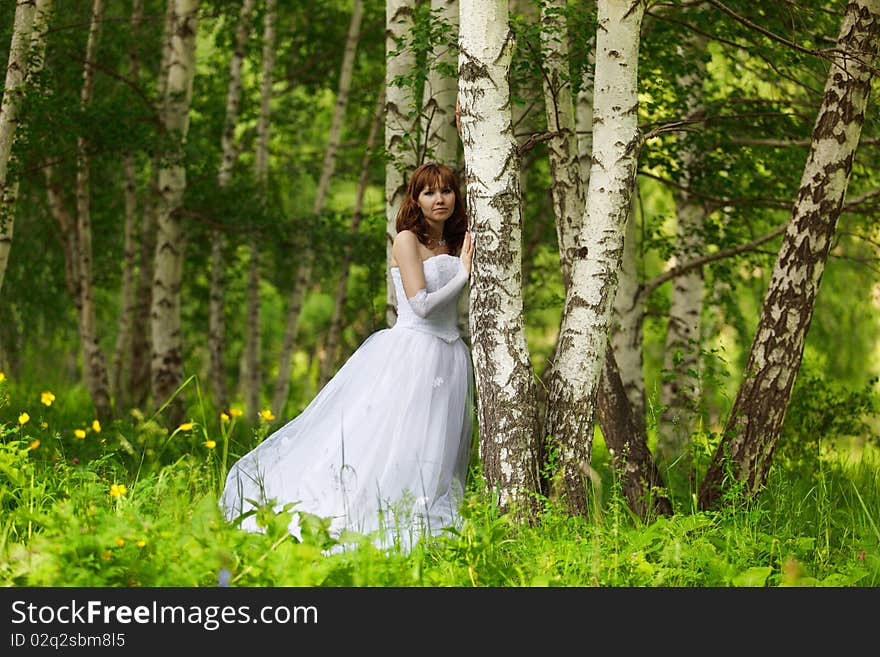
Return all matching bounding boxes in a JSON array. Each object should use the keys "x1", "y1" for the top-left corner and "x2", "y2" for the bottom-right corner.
[{"x1": 220, "y1": 162, "x2": 475, "y2": 552}]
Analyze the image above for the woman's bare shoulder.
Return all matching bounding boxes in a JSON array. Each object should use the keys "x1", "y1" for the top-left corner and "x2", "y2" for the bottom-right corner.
[
  {"x1": 393, "y1": 229, "x2": 419, "y2": 247},
  {"x1": 391, "y1": 230, "x2": 422, "y2": 268}
]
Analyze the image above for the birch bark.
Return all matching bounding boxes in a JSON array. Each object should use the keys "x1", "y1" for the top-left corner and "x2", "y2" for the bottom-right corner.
[
  {"x1": 460, "y1": 0, "x2": 540, "y2": 515},
  {"x1": 540, "y1": 0, "x2": 584, "y2": 289},
  {"x1": 112, "y1": 0, "x2": 145, "y2": 410},
  {"x1": 243, "y1": 0, "x2": 275, "y2": 420},
  {"x1": 699, "y1": 0, "x2": 880, "y2": 509},
  {"x1": 150, "y1": 0, "x2": 200, "y2": 423},
  {"x1": 74, "y1": 0, "x2": 112, "y2": 419},
  {"x1": 422, "y1": 0, "x2": 459, "y2": 168},
  {"x1": 131, "y1": 0, "x2": 175, "y2": 411},
  {"x1": 384, "y1": 0, "x2": 417, "y2": 326},
  {"x1": 0, "y1": 0, "x2": 36, "y2": 295},
  {"x1": 657, "y1": 34, "x2": 709, "y2": 462},
  {"x1": 543, "y1": 0, "x2": 644, "y2": 515}
]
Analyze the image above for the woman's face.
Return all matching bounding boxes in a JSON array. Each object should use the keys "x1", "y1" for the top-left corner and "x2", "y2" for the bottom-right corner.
[{"x1": 417, "y1": 180, "x2": 456, "y2": 223}]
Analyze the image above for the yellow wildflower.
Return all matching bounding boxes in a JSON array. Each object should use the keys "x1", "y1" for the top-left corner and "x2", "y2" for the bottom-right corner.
[
  {"x1": 0, "y1": 371, "x2": 5, "y2": 382},
  {"x1": 18, "y1": 412, "x2": 29, "y2": 425},
  {"x1": 136, "y1": 540, "x2": 147, "y2": 548},
  {"x1": 40, "y1": 391, "x2": 55, "y2": 406},
  {"x1": 204, "y1": 439, "x2": 217, "y2": 449},
  {"x1": 92, "y1": 419, "x2": 101, "y2": 433},
  {"x1": 40, "y1": 421, "x2": 48, "y2": 429},
  {"x1": 178, "y1": 422, "x2": 194, "y2": 431},
  {"x1": 115, "y1": 537, "x2": 126, "y2": 548},
  {"x1": 229, "y1": 408, "x2": 242, "y2": 418},
  {"x1": 220, "y1": 412, "x2": 230, "y2": 423},
  {"x1": 28, "y1": 439, "x2": 40, "y2": 451},
  {"x1": 109, "y1": 483, "x2": 127, "y2": 499},
  {"x1": 102, "y1": 551, "x2": 112, "y2": 561},
  {"x1": 74, "y1": 429, "x2": 86, "y2": 439},
  {"x1": 259, "y1": 409, "x2": 275, "y2": 422}
]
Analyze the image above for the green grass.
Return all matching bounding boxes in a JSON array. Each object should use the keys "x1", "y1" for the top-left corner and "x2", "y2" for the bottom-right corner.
[{"x1": 0, "y1": 377, "x2": 877, "y2": 587}]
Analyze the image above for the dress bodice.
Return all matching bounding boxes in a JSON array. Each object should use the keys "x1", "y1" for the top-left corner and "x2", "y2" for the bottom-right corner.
[{"x1": 392, "y1": 254, "x2": 463, "y2": 343}]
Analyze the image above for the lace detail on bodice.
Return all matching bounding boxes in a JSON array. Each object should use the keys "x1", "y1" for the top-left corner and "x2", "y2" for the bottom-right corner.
[{"x1": 392, "y1": 254, "x2": 463, "y2": 343}]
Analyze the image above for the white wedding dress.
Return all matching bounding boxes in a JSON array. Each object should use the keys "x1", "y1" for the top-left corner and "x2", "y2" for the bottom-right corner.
[{"x1": 220, "y1": 254, "x2": 473, "y2": 552}]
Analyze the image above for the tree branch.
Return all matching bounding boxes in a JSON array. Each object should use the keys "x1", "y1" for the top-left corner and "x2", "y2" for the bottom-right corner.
[{"x1": 641, "y1": 222, "x2": 788, "y2": 299}]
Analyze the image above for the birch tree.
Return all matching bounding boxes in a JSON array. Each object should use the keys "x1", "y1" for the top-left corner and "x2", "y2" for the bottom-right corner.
[
  {"x1": 543, "y1": 0, "x2": 645, "y2": 515},
  {"x1": 210, "y1": 0, "x2": 256, "y2": 413},
  {"x1": 74, "y1": 0, "x2": 112, "y2": 419},
  {"x1": 271, "y1": 0, "x2": 361, "y2": 416},
  {"x1": 0, "y1": 0, "x2": 36, "y2": 295},
  {"x1": 243, "y1": 0, "x2": 274, "y2": 421},
  {"x1": 698, "y1": 0, "x2": 880, "y2": 509},
  {"x1": 150, "y1": 0, "x2": 200, "y2": 424},
  {"x1": 460, "y1": 0, "x2": 541, "y2": 515},
  {"x1": 384, "y1": 0, "x2": 417, "y2": 326},
  {"x1": 131, "y1": 0, "x2": 175, "y2": 410},
  {"x1": 656, "y1": 33, "x2": 709, "y2": 462},
  {"x1": 421, "y1": 0, "x2": 459, "y2": 168},
  {"x1": 111, "y1": 0, "x2": 145, "y2": 410},
  {"x1": 540, "y1": 0, "x2": 584, "y2": 290}
]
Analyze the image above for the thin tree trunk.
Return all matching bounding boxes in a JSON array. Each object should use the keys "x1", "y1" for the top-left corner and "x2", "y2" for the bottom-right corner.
[
  {"x1": 43, "y1": 166, "x2": 78, "y2": 301},
  {"x1": 271, "y1": 0, "x2": 361, "y2": 416},
  {"x1": 460, "y1": 0, "x2": 541, "y2": 517},
  {"x1": 540, "y1": 0, "x2": 584, "y2": 290},
  {"x1": 0, "y1": 0, "x2": 37, "y2": 295},
  {"x1": 150, "y1": 0, "x2": 200, "y2": 425},
  {"x1": 385, "y1": 0, "x2": 417, "y2": 326},
  {"x1": 111, "y1": 0, "x2": 145, "y2": 412},
  {"x1": 609, "y1": 195, "x2": 645, "y2": 429},
  {"x1": 421, "y1": 0, "x2": 459, "y2": 168},
  {"x1": 211, "y1": 0, "x2": 256, "y2": 413},
  {"x1": 657, "y1": 34, "x2": 709, "y2": 462},
  {"x1": 243, "y1": 0, "x2": 271, "y2": 421},
  {"x1": 596, "y1": 345, "x2": 673, "y2": 519},
  {"x1": 543, "y1": 0, "x2": 644, "y2": 516},
  {"x1": 319, "y1": 85, "x2": 384, "y2": 388},
  {"x1": 131, "y1": 0, "x2": 176, "y2": 412},
  {"x1": 698, "y1": 0, "x2": 880, "y2": 510},
  {"x1": 74, "y1": 0, "x2": 112, "y2": 420}
]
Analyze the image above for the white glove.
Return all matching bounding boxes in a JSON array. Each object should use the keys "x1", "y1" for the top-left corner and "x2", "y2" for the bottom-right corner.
[{"x1": 406, "y1": 261, "x2": 469, "y2": 319}]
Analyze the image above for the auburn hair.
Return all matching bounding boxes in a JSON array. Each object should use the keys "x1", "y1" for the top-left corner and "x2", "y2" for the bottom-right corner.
[{"x1": 395, "y1": 162, "x2": 467, "y2": 256}]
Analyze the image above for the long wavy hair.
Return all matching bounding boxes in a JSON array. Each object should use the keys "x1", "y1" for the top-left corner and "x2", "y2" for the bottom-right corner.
[{"x1": 395, "y1": 162, "x2": 468, "y2": 256}]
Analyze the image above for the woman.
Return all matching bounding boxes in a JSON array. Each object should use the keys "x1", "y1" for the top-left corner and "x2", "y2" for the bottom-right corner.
[{"x1": 220, "y1": 162, "x2": 475, "y2": 553}]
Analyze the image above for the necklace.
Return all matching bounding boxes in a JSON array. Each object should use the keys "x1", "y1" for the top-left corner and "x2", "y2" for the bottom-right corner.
[{"x1": 428, "y1": 235, "x2": 446, "y2": 247}]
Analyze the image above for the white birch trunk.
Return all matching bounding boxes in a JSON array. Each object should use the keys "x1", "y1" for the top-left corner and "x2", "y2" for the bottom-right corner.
[
  {"x1": 243, "y1": 0, "x2": 272, "y2": 421},
  {"x1": 211, "y1": 0, "x2": 256, "y2": 412},
  {"x1": 271, "y1": 0, "x2": 360, "y2": 416},
  {"x1": 0, "y1": 0, "x2": 36, "y2": 295},
  {"x1": 112, "y1": 0, "x2": 145, "y2": 410},
  {"x1": 540, "y1": 0, "x2": 584, "y2": 289},
  {"x1": 699, "y1": 0, "x2": 880, "y2": 509},
  {"x1": 460, "y1": 0, "x2": 540, "y2": 515},
  {"x1": 150, "y1": 0, "x2": 199, "y2": 422},
  {"x1": 609, "y1": 195, "x2": 645, "y2": 428},
  {"x1": 75, "y1": 0, "x2": 112, "y2": 419},
  {"x1": 131, "y1": 0, "x2": 175, "y2": 410},
  {"x1": 544, "y1": 0, "x2": 644, "y2": 515},
  {"x1": 656, "y1": 35, "x2": 708, "y2": 461},
  {"x1": 421, "y1": 0, "x2": 459, "y2": 168},
  {"x1": 385, "y1": 0, "x2": 417, "y2": 326},
  {"x1": 319, "y1": 85, "x2": 385, "y2": 388}
]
